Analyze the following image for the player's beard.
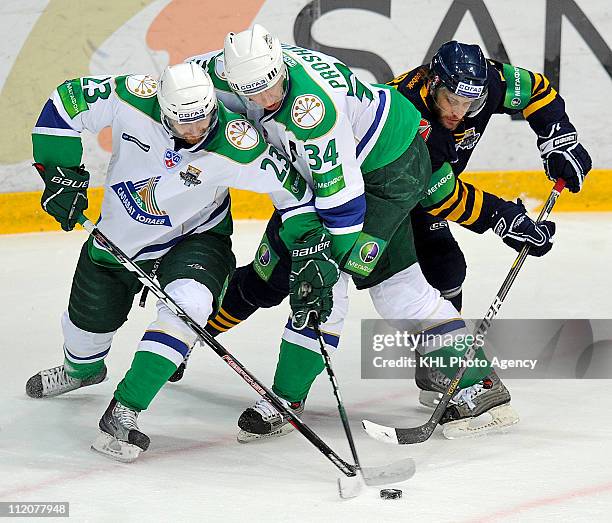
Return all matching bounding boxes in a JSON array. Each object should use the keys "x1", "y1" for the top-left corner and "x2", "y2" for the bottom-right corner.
[{"x1": 432, "y1": 104, "x2": 462, "y2": 130}]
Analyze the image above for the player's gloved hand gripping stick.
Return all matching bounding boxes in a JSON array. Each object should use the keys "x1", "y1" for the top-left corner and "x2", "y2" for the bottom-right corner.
[
  {"x1": 362, "y1": 179, "x2": 566, "y2": 445},
  {"x1": 311, "y1": 317, "x2": 416, "y2": 498},
  {"x1": 76, "y1": 215, "x2": 413, "y2": 497}
]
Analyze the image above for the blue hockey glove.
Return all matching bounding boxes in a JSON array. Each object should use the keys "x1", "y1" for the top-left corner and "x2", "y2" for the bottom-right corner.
[
  {"x1": 537, "y1": 122, "x2": 591, "y2": 193},
  {"x1": 491, "y1": 199, "x2": 555, "y2": 257}
]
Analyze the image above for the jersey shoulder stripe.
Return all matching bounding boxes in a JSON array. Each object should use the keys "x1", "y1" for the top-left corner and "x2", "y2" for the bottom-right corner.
[{"x1": 35, "y1": 99, "x2": 75, "y2": 131}]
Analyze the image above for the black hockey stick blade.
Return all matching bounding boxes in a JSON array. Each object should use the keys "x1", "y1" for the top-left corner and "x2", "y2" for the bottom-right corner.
[
  {"x1": 362, "y1": 419, "x2": 435, "y2": 445},
  {"x1": 361, "y1": 179, "x2": 566, "y2": 445}
]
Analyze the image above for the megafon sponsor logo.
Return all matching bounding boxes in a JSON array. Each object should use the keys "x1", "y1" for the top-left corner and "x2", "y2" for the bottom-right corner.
[
  {"x1": 359, "y1": 242, "x2": 380, "y2": 264},
  {"x1": 258, "y1": 243, "x2": 271, "y2": 266}
]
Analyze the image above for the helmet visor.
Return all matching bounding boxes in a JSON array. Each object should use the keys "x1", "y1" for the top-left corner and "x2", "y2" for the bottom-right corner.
[
  {"x1": 240, "y1": 71, "x2": 287, "y2": 111},
  {"x1": 164, "y1": 108, "x2": 218, "y2": 143},
  {"x1": 228, "y1": 62, "x2": 286, "y2": 96},
  {"x1": 434, "y1": 84, "x2": 488, "y2": 118}
]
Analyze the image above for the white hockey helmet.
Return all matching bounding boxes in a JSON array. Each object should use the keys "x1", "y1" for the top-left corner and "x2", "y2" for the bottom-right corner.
[
  {"x1": 157, "y1": 62, "x2": 218, "y2": 140},
  {"x1": 223, "y1": 24, "x2": 285, "y2": 96}
]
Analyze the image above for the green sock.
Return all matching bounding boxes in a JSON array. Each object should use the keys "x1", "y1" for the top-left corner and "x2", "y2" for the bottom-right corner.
[
  {"x1": 64, "y1": 357, "x2": 105, "y2": 380},
  {"x1": 272, "y1": 341, "x2": 325, "y2": 403},
  {"x1": 114, "y1": 351, "x2": 177, "y2": 411}
]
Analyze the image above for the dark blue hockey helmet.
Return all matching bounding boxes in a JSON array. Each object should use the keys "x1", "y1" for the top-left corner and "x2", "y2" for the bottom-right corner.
[{"x1": 430, "y1": 41, "x2": 488, "y2": 116}]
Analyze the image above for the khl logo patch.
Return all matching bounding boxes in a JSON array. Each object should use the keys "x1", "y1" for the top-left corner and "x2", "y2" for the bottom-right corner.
[{"x1": 164, "y1": 149, "x2": 182, "y2": 169}]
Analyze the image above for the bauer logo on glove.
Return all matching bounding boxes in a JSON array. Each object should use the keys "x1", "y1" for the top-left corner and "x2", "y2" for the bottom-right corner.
[
  {"x1": 291, "y1": 239, "x2": 331, "y2": 258},
  {"x1": 35, "y1": 163, "x2": 90, "y2": 232},
  {"x1": 289, "y1": 230, "x2": 340, "y2": 330},
  {"x1": 537, "y1": 121, "x2": 592, "y2": 193},
  {"x1": 491, "y1": 198, "x2": 555, "y2": 257}
]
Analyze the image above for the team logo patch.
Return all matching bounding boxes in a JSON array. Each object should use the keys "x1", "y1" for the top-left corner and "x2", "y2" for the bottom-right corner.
[
  {"x1": 455, "y1": 127, "x2": 481, "y2": 151},
  {"x1": 225, "y1": 120, "x2": 259, "y2": 150},
  {"x1": 258, "y1": 243, "x2": 271, "y2": 266},
  {"x1": 126, "y1": 75, "x2": 158, "y2": 98},
  {"x1": 164, "y1": 149, "x2": 182, "y2": 169},
  {"x1": 111, "y1": 176, "x2": 171, "y2": 227},
  {"x1": 291, "y1": 94, "x2": 325, "y2": 129},
  {"x1": 359, "y1": 241, "x2": 380, "y2": 264},
  {"x1": 418, "y1": 118, "x2": 432, "y2": 142},
  {"x1": 179, "y1": 165, "x2": 202, "y2": 187}
]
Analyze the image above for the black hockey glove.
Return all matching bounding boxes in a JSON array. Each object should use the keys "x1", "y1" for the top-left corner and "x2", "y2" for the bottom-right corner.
[
  {"x1": 35, "y1": 163, "x2": 89, "y2": 231},
  {"x1": 491, "y1": 199, "x2": 555, "y2": 257},
  {"x1": 537, "y1": 122, "x2": 591, "y2": 193},
  {"x1": 289, "y1": 229, "x2": 340, "y2": 330}
]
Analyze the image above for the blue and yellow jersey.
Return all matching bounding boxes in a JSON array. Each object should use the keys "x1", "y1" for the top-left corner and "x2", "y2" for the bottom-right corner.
[{"x1": 387, "y1": 59, "x2": 575, "y2": 233}]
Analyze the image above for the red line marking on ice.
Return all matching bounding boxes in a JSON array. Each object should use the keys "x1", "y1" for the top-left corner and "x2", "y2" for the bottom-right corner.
[
  {"x1": 0, "y1": 435, "x2": 236, "y2": 499},
  {"x1": 0, "y1": 390, "x2": 405, "y2": 499},
  {"x1": 465, "y1": 481, "x2": 612, "y2": 522}
]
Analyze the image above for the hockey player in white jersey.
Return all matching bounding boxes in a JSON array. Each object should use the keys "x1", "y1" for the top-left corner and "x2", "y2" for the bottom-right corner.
[
  {"x1": 180, "y1": 26, "x2": 543, "y2": 440},
  {"x1": 26, "y1": 63, "x2": 339, "y2": 461}
]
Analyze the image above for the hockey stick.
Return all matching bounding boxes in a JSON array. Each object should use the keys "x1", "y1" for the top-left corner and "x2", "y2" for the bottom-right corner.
[
  {"x1": 362, "y1": 179, "x2": 566, "y2": 445},
  {"x1": 311, "y1": 320, "x2": 416, "y2": 498},
  {"x1": 77, "y1": 216, "x2": 361, "y2": 483}
]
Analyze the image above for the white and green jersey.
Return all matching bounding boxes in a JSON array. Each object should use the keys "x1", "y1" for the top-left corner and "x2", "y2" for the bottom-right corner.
[
  {"x1": 32, "y1": 74, "x2": 314, "y2": 263},
  {"x1": 187, "y1": 46, "x2": 421, "y2": 259}
]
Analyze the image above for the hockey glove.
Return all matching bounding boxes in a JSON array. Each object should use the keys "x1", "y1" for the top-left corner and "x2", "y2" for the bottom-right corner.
[
  {"x1": 35, "y1": 163, "x2": 89, "y2": 231},
  {"x1": 289, "y1": 229, "x2": 340, "y2": 330},
  {"x1": 537, "y1": 122, "x2": 591, "y2": 193},
  {"x1": 491, "y1": 199, "x2": 555, "y2": 257}
]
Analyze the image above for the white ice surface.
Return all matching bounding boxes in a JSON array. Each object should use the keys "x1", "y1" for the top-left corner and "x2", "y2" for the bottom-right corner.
[{"x1": 1, "y1": 214, "x2": 611, "y2": 522}]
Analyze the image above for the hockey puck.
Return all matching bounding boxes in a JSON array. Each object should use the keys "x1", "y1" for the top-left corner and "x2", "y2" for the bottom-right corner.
[{"x1": 380, "y1": 488, "x2": 402, "y2": 500}]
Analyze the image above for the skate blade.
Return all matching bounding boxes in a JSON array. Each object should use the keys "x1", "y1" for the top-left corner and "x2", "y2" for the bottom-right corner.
[
  {"x1": 418, "y1": 390, "x2": 442, "y2": 409},
  {"x1": 236, "y1": 423, "x2": 296, "y2": 444},
  {"x1": 91, "y1": 431, "x2": 143, "y2": 463},
  {"x1": 442, "y1": 404, "x2": 520, "y2": 439}
]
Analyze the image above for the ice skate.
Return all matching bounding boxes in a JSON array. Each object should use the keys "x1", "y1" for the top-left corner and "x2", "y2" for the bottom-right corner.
[
  {"x1": 26, "y1": 364, "x2": 107, "y2": 398},
  {"x1": 414, "y1": 352, "x2": 449, "y2": 408},
  {"x1": 91, "y1": 399, "x2": 150, "y2": 462},
  {"x1": 237, "y1": 398, "x2": 304, "y2": 443},
  {"x1": 440, "y1": 372, "x2": 519, "y2": 439}
]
